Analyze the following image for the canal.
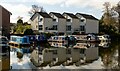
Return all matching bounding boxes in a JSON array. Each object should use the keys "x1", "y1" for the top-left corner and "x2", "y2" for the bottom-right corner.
[{"x1": 10, "y1": 41, "x2": 120, "y2": 69}]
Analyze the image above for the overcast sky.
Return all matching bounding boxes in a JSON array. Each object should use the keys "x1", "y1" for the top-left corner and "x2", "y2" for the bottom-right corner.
[{"x1": 0, "y1": 0, "x2": 119, "y2": 23}]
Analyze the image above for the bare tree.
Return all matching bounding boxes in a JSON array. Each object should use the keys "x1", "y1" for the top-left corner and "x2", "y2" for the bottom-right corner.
[{"x1": 28, "y1": 5, "x2": 45, "y2": 16}]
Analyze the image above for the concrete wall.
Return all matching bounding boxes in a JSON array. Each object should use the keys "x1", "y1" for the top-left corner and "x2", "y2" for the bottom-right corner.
[{"x1": 86, "y1": 19, "x2": 99, "y2": 34}]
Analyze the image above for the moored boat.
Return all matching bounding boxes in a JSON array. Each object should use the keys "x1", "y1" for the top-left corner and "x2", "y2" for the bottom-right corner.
[{"x1": 9, "y1": 36, "x2": 30, "y2": 48}]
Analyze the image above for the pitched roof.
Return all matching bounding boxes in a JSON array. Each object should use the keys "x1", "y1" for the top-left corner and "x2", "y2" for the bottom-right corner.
[
  {"x1": 38, "y1": 12, "x2": 51, "y2": 18},
  {"x1": 0, "y1": 5, "x2": 12, "y2": 15},
  {"x1": 63, "y1": 12, "x2": 78, "y2": 19},
  {"x1": 76, "y1": 13, "x2": 98, "y2": 20},
  {"x1": 50, "y1": 12, "x2": 65, "y2": 18},
  {"x1": 30, "y1": 12, "x2": 51, "y2": 21}
]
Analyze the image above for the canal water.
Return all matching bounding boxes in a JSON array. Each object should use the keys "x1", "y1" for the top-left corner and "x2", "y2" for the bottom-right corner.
[{"x1": 10, "y1": 41, "x2": 120, "y2": 69}]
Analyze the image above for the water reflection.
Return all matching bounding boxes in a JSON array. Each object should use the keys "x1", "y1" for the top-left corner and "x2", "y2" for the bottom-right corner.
[
  {"x1": 10, "y1": 41, "x2": 120, "y2": 69},
  {"x1": 30, "y1": 45, "x2": 99, "y2": 67}
]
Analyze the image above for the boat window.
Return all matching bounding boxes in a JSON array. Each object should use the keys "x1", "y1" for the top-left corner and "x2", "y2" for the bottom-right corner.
[
  {"x1": 54, "y1": 37, "x2": 58, "y2": 40},
  {"x1": 12, "y1": 37, "x2": 16, "y2": 41},
  {"x1": 23, "y1": 38, "x2": 27, "y2": 43}
]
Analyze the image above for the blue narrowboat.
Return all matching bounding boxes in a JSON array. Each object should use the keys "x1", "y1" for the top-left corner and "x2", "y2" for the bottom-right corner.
[
  {"x1": 9, "y1": 36, "x2": 30, "y2": 48},
  {"x1": 36, "y1": 35, "x2": 47, "y2": 42},
  {"x1": 24, "y1": 35, "x2": 37, "y2": 44}
]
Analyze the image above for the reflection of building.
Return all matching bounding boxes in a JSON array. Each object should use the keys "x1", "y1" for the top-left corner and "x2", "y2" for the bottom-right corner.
[
  {"x1": 30, "y1": 46, "x2": 99, "y2": 67},
  {"x1": 0, "y1": 5, "x2": 11, "y2": 37}
]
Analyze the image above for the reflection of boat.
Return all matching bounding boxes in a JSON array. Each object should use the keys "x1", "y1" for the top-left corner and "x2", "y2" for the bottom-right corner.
[
  {"x1": 97, "y1": 34, "x2": 111, "y2": 42},
  {"x1": 48, "y1": 42, "x2": 67, "y2": 47},
  {"x1": 99, "y1": 42, "x2": 110, "y2": 48}
]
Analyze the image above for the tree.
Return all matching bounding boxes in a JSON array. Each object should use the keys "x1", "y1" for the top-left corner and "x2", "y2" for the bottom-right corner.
[
  {"x1": 17, "y1": 16, "x2": 23, "y2": 24},
  {"x1": 103, "y1": 2, "x2": 114, "y2": 25},
  {"x1": 24, "y1": 29, "x2": 34, "y2": 35},
  {"x1": 100, "y1": 2, "x2": 118, "y2": 34},
  {"x1": 112, "y1": 1, "x2": 120, "y2": 33},
  {"x1": 14, "y1": 18, "x2": 31, "y2": 34},
  {"x1": 28, "y1": 5, "x2": 45, "y2": 16}
]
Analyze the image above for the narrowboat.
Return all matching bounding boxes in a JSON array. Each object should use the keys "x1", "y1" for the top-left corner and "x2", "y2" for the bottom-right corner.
[
  {"x1": 36, "y1": 35, "x2": 47, "y2": 43},
  {"x1": 48, "y1": 36, "x2": 67, "y2": 42},
  {"x1": 25, "y1": 35, "x2": 36, "y2": 44},
  {"x1": 9, "y1": 36, "x2": 30, "y2": 48},
  {"x1": 48, "y1": 35, "x2": 76, "y2": 43},
  {"x1": 72, "y1": 34, "x2": 100, "y2": 43}
]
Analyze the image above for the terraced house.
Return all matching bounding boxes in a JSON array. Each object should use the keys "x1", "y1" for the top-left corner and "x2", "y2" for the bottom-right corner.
[
  {"x1": 30, "y1": 12, "x2": 99, "y2": 35},
  {"x1": 49, "y1": 12, "x2": 66, "y2": 35},
  {"x1": 76, "y1": 13, "x2": 99, "y2": 34}
]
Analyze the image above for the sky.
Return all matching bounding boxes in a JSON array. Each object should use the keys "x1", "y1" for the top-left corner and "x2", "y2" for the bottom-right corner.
[{"x1": 0, "y1": 0, "x2": 119, "y2": 23}]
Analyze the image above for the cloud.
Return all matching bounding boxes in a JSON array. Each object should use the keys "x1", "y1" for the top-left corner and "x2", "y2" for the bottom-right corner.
[
  {"x1": 0, "y1": 3, "x2": 31, "y2": 23},
  {"x1": 63, "y1": 0, "x2": 119, "y2": 9},
  {"x1": 35, "y1": 0, "x2": 65, "y2": 5},
  {"x1": 0, "y1": 0, "x2": 119, "y2": 23}
]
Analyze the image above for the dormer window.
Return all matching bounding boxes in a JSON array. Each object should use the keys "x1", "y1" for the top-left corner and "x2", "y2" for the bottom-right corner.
[
  {"x1": 67, "y1": 19, "x2": 71, "y2": 22},
  {"x1": 39, "y1": 18, "x2": 43, "y2": 22}
]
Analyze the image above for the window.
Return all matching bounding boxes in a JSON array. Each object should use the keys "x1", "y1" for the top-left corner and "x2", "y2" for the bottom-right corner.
[
  {"x1": 45, "y1": 27, "x2": 48, "y2": 30},
  {"x1": 39, "y1": 18, "x2": 43, "y2": 22},
  {"x1": 53, "y1": 19, "x2": 56, "y2": 21},
  {"x1": 80, "y1": 26, "x2": 85, "y2": 31},
  {"x1": 53, "y1": 25, "x2": 57, "y2": 30},
  {"x1": 12, "y1": 37, "x2": 16, "y2": 41},
  {"x1": 39, "y1": 25, "x2": 43, "y2": 30},
  {"x1": 66, "y1": 25, "x2": 71, "y2": 31},
  {"x1": 23, "y1": 38, "x2": 27, "y2": 43},
  {"x1": 81, "y1": 19, "x2": 85, "y2": 22},
  {"x1": 67, "y1": 19, "x2": 71, "y2": 22}
]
